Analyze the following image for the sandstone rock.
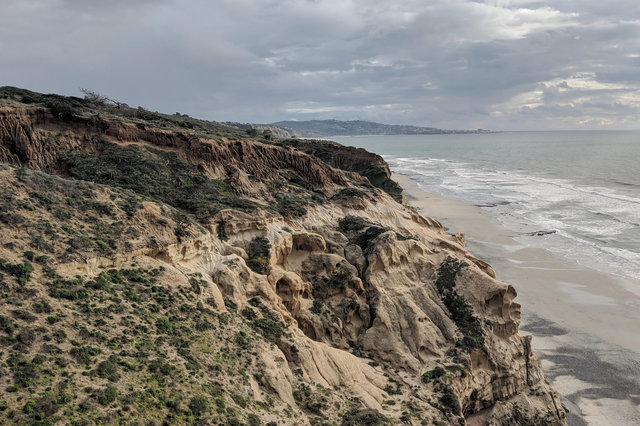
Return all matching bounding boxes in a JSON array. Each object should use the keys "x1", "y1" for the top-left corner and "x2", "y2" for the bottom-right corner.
[
  {"x1": 344, "y1": 244, "x2": 366, "y2": 276},
  {"x1": 291, "y1": 232, "x2": 326, "y2": 253},
  {"x1": 221, "y1": 243, "x2": 247, "y2": 259}
]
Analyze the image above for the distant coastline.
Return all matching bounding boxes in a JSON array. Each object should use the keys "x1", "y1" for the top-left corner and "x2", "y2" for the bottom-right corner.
[{"x1": 253, "y1": 119, "x2": 495, "y2": 138}]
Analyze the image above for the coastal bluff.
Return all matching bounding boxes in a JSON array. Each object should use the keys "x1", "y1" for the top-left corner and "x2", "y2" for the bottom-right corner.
[{"x1": 0, "y1": 87, "x2": 565, "y2": 425}]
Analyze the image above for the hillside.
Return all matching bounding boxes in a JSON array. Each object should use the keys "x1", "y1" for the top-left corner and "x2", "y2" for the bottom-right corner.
[
  {"x1": 0, "y1": 87, "x2": 564, "y2": 425},
  {"x1": 268, "y1": 120, "x2": 491, "y2": 137}
]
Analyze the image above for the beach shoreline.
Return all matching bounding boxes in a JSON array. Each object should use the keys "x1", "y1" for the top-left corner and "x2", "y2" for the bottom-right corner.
[{"x1": 394, "y1": 173, "x2": 640, "y2": 426}]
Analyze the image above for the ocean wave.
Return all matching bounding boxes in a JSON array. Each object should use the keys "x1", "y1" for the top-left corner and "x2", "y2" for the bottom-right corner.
[{"x1": 387, "y1": 156, "x2": 640, "y2": 282}]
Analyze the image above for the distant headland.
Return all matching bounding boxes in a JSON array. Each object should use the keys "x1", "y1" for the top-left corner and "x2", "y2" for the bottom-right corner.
[{"x1": 249, "y1": 119, "x2": 494, "y2": 138}]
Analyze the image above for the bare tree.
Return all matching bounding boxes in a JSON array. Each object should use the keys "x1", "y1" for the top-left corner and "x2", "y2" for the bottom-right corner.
[{"x1": 79, "y1": 88, "x2": 126, "y2": 108}]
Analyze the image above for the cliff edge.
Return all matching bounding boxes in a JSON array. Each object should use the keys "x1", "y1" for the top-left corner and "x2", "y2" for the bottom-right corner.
[{"x1": 0, "y1": 87, "x2": 565, "y2": 425}]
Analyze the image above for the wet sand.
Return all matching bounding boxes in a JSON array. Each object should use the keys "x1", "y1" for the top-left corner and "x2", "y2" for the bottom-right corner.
[{"x1": 394, "y1": 173, "x2": 640, "y2": 426}]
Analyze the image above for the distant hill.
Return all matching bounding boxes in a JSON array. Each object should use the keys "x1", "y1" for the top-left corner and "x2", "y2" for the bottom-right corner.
[{"x1": 269, "y1": 119, "x2": 492, "y2": 137}]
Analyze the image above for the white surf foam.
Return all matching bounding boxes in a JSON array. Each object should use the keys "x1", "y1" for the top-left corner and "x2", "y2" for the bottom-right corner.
[{"x1": 387, "y1": 156, "x2": 640, "y2": 282}]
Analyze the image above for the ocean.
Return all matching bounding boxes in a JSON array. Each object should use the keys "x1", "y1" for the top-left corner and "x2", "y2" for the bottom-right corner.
[{"x1": 331, "y1": 131, "x2": 640, "y2": 287}]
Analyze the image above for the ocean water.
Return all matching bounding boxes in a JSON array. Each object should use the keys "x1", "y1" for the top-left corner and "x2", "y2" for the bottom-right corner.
[{"x1": 330, "y1": 132, "x2": 640, "y2": 284}]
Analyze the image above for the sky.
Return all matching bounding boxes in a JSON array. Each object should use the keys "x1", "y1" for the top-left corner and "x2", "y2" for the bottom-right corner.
[{"x1": 1, "y1": 0, "x2": 640, "y2": 130}]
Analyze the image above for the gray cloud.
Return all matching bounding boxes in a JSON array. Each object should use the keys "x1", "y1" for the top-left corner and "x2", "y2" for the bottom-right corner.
[{"x1": 1, "y1": 0, "x2": 639, "y2": 129}]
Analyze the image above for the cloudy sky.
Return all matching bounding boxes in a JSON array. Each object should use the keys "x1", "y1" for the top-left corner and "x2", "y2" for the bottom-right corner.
[{"x1": 2, "y1": 0, "x2": 640, "y2": 130}]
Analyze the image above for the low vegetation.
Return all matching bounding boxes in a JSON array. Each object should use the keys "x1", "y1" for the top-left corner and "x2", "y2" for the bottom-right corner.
[
  {"x1": 0, "y1": 253, "x2": 298, "y2": 424},
  {"x1": 0, "y1": 86, "x2": 247, "y2": 140},
  {"x1": 338, "y1": 215, "x2": 399, "y2": 254},
  {"x1": 435, "y1": 257, "x2": 484, "y2": 349},
  {"x1": 246, "y1": 237, "x2": 271, "y2": 274},
  {"x1": 59, "y1": 141, "x2": 260, "y2": 222},
  {"x1": 312, "y1": 266, "x2": 354, "y2": 300},
  {"x1": 274, "y1": 138, "x2": 404, "y2": 201}
]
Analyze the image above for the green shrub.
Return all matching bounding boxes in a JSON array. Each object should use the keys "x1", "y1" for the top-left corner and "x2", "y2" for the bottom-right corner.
[
  {"x1": 35, "y1": 255, "x2": 50, "y2": 264},
  {"x1": 246, "y1": 257, "x2": 269, "y2": 274},
  {"x1": 252, "y1": 317, "x2": 284, "y2": 342},
  {"x1": 22, "y1": 399, "x2": 35, "y2": 414},
  {"x1": 246, "y1": 237, "x2": 271, "y2": 274},
  {"x1": 275, "y1": 194, "x2": 307, "y2": 218},
  {"x1": 333, "y1": 187, "x2": 369, "y2": 200},
  {"x1": 0, "y1": 315, "x2": 17, "y2": 335},
  {"x1": 23, "y1": 385, "x2": 74, "y2": 420},
  {"x1": 7, "y1": 354, "x2": 42, "y2": 387},
  {"x1": 0, "y1": 261, "x2": 34, "y2": 282},
  {"x1": 216, "y1": 219, "x2": 228, "y2": 241},
  {"x1": 95, "y1": 358, "x2": 120, "y2": 382},
  {"x1": 337, "y1": 216, "x2": 388, "y2": 253},
  {"x1": 247, "y1": 413, "x2": 261, "y2": 426},
  {"x1": 435, "y1": 257, "x2": 465, "y2": 293},
  {"x1": 327, "y1": 267, "x2": 352, "y2": 290},
  {"x1": 70, "y1": 346, "x2": 102, "y2": 365},
  {"x1": 224, "y1": 299, "x2": 238, "y2": 312},
  {"x1": 45, "y1": 99, "x2": 77, "y2": 122},
  {"x1": 235, "y1": 331, "x2": 250, "y2": 349},
  {"x1": 361, "y1": 164, "x2": 403, "y2": 201},
  {"x1": 439, "y1": 389, "x2": 460, "y2": 414},
  {"x1": 189, "y1": 396, "x2": 209, "y2": 417},
  {"x1": 16, "y1": 328, "x2": 36, "y2": 346},
  {"x1": 52, "y1": 329, "x2": 66, "y2": 342},
  {"x1": 33, "y1": 300, "x2": 52, "y2": 313},
  {"x1": 248, "y1": 237, "x2": 270, "y2": 258},
  {"x1": 248, "y1": 296, "x2": 262, "y2": 307},
  {"x1": 314, "y1": 267, "x2": 353, "y2": 299},
  {"x1": 338, "y1": 215, "x2": 368, "y2": 232},
  {"x1": 155, "y1": 317, "x2": 174, "y2": 334},
  {"x1": 422, "y1": 366, "x2": 446, "y2": 383},
  {"x1": 148, "y1": 359, "x2": 175, "y2": 376},
  {"x1": 241, "y1": 307, "x2": 257, "y2": 320},
  {"x1": 435, "y1": 257, "x2": 484, "y2": 350},
  {"x1": 98, "y1": 385, "x2": 117, "y2": 405},
  {"x1": 341, "y1": 408, "x2": 388, "y2": 425},
  {"x1": 0, "y1": 212, "x2": 26, "y2": 225},
  {"x1": 47, "y1": 277, "x2": 88, "y2": 300},
  {"x1": 352, "y1": 225, "x2": 388, "y2": 253},
  {"x1": 311, "y1": 299, "x2": 323, "y2": 315}
]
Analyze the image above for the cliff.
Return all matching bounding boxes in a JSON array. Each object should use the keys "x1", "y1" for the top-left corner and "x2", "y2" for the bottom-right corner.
[{"x1": 0, "y1": 88, "x2": 565, "y2": 425}]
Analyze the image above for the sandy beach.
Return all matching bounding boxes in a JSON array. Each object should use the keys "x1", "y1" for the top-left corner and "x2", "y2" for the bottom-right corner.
[{"x1": 394, "y1": 173, "x2": 640, "y2": 426}]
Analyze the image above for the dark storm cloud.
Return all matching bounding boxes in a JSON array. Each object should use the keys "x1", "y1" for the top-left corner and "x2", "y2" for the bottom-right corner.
[{"x1": 1, "y1": 0, "x2": 639, "y2": 129}]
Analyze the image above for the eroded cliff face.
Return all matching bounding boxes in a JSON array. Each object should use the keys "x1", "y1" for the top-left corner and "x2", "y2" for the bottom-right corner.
[
  {"x1": 0, "y1": 107, "x2": 365, "y2": 189},
  {"x1": 209, "y1": 202, "x2": 565, "y2": 425},
  {"x1": 0, "y1": 100, "x2": 566, "y2": 425}
]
